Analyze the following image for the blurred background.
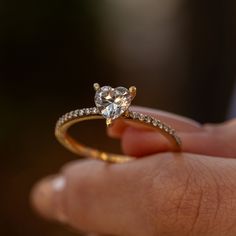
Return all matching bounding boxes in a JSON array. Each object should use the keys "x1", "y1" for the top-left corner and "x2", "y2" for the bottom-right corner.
[{"x1": 1, "y1": 0, "x2": 236, "y2": 235}]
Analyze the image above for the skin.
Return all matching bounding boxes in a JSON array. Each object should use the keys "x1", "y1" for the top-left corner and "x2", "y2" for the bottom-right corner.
[{"x1": 31, "y1": 106, "x2": 236, "y2": 236}]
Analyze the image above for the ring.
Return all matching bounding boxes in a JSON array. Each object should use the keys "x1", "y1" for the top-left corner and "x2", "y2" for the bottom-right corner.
[{"x1": 55, "y1": 83, "x2": 182, "y2": 163}]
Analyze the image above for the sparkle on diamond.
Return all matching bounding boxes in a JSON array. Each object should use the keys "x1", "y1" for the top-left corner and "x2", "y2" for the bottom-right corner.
[{"x1": 94, "y1": 86, "x2": 132, "y2": 120}]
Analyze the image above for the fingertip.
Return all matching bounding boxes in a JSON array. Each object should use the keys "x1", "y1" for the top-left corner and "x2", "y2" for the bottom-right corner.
[
  {"x1": 30, "y1": 175, "x2": 67, "y2": 223},
  {"x1": 31, "y1": 176, "x2": 55, "y2": 219}
]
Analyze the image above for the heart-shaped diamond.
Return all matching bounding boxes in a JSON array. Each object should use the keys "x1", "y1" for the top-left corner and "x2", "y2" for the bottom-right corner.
[{"x1": 94, "y1": 86, "x2": 132, "y2": 120}]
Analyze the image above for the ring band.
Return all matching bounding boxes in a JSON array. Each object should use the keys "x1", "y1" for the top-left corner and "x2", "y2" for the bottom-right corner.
[{"x1": 55, "y1": 84, "x2": 182, "y2": 163}]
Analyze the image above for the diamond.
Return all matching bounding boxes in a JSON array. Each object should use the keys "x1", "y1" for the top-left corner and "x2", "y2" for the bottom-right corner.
[
  {"x1": 69, "y1": 111, "x2": 74, "y2": 118},
  {"x1": 152, "y1": 119, "x2": 158, "y2": 126},
  {"x1": 79, "y1": 109, "x2": 84, "y2": 116},
  {"x1": 64, "y1": 113, "x2": 69, "y2": 121},
  {"x1": 170, "y1": 129, "x2": 175, "y2": 135},
  {"x1": 94, "y1": 86, "x2": 132, "y2": 120},
  {"x1": 90, "y1": 107, "x2": 98, "y2": 114},
  {"x1": 145, "y1": 116, "x2": 151, "y2": 123},
  {"x1": 163, "y1": 124, "x2": 170, "y2": 132},
  {"x1": 138, "y1": 113, "x2": 145, "y2": 121},
  {"x1": 85, "y1": 108, "x2": 90, "y2": 115},
  {"x1": 132, "y1": 112, "x2": 138, "y2": 119},
  {"x1": 74, "y1": 109, "x2": 79, "y2": 117}
]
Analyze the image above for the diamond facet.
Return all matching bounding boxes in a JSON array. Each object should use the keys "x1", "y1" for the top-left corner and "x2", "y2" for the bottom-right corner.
[{"x1": 94, "y1": 86, "x2": 132, "y2": 120}]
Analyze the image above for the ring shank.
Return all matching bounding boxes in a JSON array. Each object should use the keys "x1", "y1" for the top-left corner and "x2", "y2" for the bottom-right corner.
[{"x1": 55, "y1": 108, "x2": 182, "y2": 163}]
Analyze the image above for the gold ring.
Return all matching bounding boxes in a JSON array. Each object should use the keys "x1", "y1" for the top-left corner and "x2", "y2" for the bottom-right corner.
[{"x1": 55, "y1": 83, "x2": 182, "y2": 163}]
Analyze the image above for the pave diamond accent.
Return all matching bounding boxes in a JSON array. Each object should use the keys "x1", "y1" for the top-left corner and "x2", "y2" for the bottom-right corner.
[
  {"x1": 85, "y1": 108, "x2": 90, "y2": 115},
  {"x1": 94, "y1": 86, "x2": 132, "y2": 120},
  {"x1": 56, "y1": 108, "x2": 181, "y2": 150},
  {"x1": 145, "y1": 116, "x2": 152, "y2": 123}
]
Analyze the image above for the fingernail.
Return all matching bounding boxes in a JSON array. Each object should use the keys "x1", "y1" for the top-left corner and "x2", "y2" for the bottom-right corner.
[{"x1": 31, "y1": 175, "x2": 67, "y2": 223}]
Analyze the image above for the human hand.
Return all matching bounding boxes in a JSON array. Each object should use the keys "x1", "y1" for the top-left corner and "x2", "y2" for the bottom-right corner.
[{"x1": 31, "y1": 106, "x2": 236, "y2": 236}]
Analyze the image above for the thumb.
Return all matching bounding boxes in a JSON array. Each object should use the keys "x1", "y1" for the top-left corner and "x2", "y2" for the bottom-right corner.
[
  {"x1": 31, "y1": 159, "x2": 156, "y2": 236},
  {"x1": 31, "y1": 153, "x2": 236, "y2": 236}
]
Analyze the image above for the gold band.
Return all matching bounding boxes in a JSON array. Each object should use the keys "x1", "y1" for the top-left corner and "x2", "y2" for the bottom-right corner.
[{"x1": 55, "y1": 107, "x2": 182, "y2": 163}]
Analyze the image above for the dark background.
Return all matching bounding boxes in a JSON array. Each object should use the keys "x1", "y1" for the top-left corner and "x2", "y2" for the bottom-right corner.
[{"x1": 1, "y1": 0, "x2": 236, "y2": 235}]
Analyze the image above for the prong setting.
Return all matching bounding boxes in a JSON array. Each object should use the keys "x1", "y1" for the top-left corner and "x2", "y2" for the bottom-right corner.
[
  {"x1": 129, "y1": 86, "x2": 137, "y2": 99},
  {"x1": 106, "y1": 118, "x2": 113, "y2": 127},
  {"x1": 93, "y1": 83, "x2": 100, "y2": 91}
]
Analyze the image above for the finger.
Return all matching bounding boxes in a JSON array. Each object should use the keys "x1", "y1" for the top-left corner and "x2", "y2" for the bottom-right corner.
[
  {"x1": 121, "y1": 127, "x2": 177, "y2": 157},
  {"x1": 31, "y1": 175, "x2": 67, "y2": 222},
  {"x1": 31, "y1": 153, "x2": 236, "y2": 236},
  {"x1": 121, "y1": 119, "x2": 236, "y2": 158},
  {"x1": 31, "y1": 159, "x2": 157, "y2": 235},
  {"x1": 108, "y1": 106, "x2": 203, "y2": 138}
]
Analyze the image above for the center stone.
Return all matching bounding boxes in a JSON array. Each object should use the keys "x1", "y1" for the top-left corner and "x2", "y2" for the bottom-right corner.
[{"x1": 94, "y1": 86, "x2": 132, "y2": 120}]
